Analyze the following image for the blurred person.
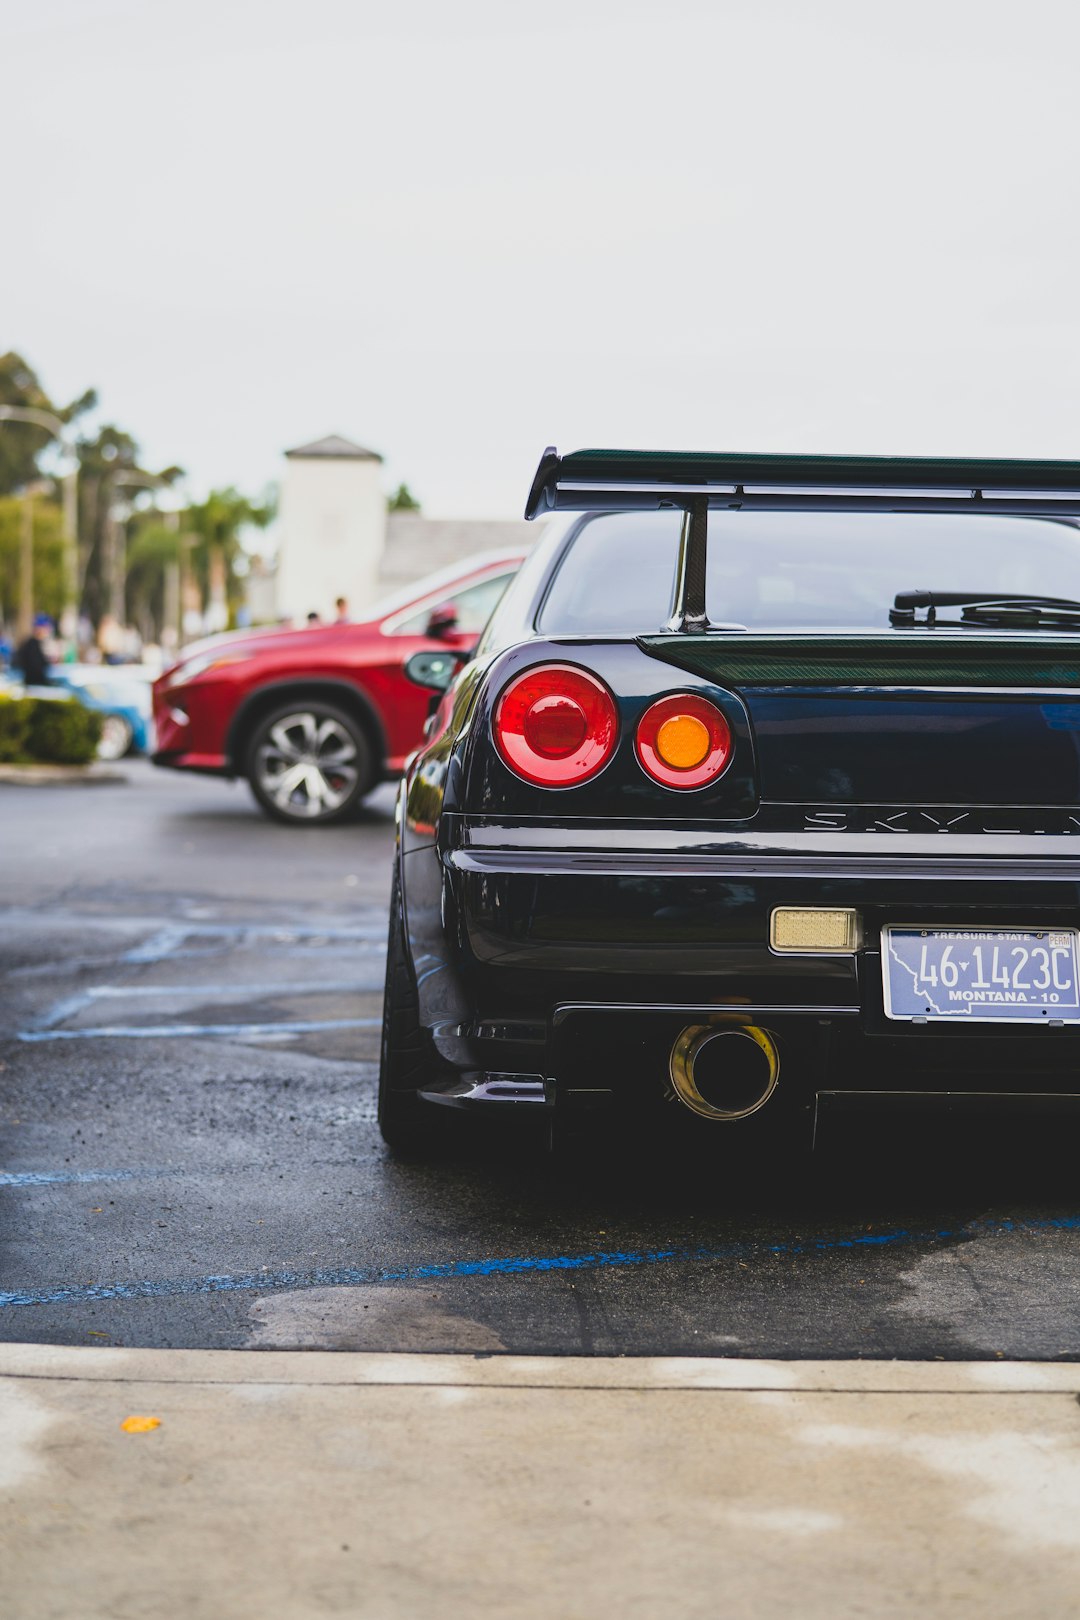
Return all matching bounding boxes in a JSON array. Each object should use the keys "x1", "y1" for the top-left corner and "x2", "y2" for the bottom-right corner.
[
  {"x1": 13, "y1": 614, "x2": 53, "y2": 686},
  {"x1": 334, "y1": 596, "x2": 350, "y2": 623},
  {"x1": 306, "y1": 610, "x2": 321, "y2": 624},
  {"x1": 98, "y1": 614, "x2": 124, "y2": 665}
]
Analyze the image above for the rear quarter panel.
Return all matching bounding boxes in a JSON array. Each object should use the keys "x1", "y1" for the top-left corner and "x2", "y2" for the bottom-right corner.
[{"x1": 402, "y1": 637, "x2": 761, "y2": 845}]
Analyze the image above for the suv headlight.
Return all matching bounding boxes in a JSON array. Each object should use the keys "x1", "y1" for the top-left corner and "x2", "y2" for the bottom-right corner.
[{"x1": 168, "y1": 651, "x2": 250, "y2": 688}]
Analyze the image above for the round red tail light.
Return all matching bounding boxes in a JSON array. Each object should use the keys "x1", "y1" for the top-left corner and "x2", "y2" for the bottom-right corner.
[
  {"x1": 494, "y1": 665, "x2": 618, "y2": 787},
  {"x1": 636, "y1": 694, "x2": 732, "y2": 789}
]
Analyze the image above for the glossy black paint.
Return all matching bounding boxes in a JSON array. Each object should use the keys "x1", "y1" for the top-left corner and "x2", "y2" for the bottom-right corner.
[
  {"x1": 746, "y1": 689, "x2": 1080, "y2": 806},
  {"x1": 392, "y1": 513, "x2": 1080, "y2": 1130}
]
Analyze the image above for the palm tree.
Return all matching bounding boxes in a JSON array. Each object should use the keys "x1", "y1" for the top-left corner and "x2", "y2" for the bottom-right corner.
[{"x1": 127, "y1": 487, "x2": 275, "y2": 640}]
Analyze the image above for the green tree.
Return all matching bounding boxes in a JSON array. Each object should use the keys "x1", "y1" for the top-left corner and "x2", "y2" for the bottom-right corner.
[
  {"x1": 0, "y1": 495, "x2": 64, "y2": 625},
  {"x1": 126, "y1": 487, "x2": 275, "y2": 638},
  {"x1": 387, "y1": 482, "x2": 421, "y2": 512},
  {"x1": 75, "y1": 424, "x2": 182, "y2": 626},
  {"x1": 183, "y1": 487, "x2": 275, "y2": 626},
  {"x1": 124, "y1": 519, "x2": 182, "y2": 642},
  {"x1": 0, "y1": 351, "x2": 95, "y2": 496},
  {"x1": 0, "y1": 352, "x2": 272, "y2": 637}
]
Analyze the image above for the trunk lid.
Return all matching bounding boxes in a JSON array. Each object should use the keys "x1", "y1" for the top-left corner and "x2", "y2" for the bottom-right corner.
[{"x1": 638, "y1": 632, "x2": 1080, "y2": 808}]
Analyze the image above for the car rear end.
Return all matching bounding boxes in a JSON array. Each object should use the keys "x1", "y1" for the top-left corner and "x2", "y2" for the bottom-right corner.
[{"x1": 401, "y1": 451, "x2": 1080, "y2": 1143}]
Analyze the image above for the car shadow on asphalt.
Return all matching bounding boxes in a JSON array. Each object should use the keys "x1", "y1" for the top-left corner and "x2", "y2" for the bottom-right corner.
[
  {"x1": 152, "y1": 803, "x2": 396, "y2": 831},
  {"x1": 380, "y1": 1109, "x2": 1080, "y2": 1231}
]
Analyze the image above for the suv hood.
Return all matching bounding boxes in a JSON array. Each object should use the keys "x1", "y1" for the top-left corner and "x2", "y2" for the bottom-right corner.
[{"x1": 171, "y1": 620, "x2": 367, "y2": 668}]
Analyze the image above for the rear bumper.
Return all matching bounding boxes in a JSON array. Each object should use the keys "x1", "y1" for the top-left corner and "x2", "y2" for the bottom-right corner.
[
  {"x1": 449, "y1": 832, "x2": 1080, "y2": 996},
  {"x1": 404, "y1": 827, "x2": 1080, "y2": 1116}
]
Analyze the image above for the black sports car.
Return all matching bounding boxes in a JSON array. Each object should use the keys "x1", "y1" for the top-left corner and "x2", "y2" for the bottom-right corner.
[{"x1": 379, "y1": 447, "x2": 1080, "y2": 1151}]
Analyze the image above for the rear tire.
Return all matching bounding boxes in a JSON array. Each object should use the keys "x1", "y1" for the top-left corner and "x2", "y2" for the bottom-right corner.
[
  {"x1": 247, "y1": 700, "x2": 371, "y2": 825},
  {"x1": 97, "y1": 713, "x2": 134, "y2": 761},
  {"x1": 378, "y1": 865, "x2": 440, "y2": 1153}
]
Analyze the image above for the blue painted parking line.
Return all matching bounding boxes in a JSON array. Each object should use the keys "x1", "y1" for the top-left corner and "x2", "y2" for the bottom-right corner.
[
  {"x1": 38, "y1": 993, "x2": 102, "y2": 1028},
  {"x1": 18, "y1": 1017, "x2": 381, "y2": 1043},
  {"x1": 123, "y1": 922, "x2": 386, "y2": 963},
  {"x1": 0, "y1": 1155, "x2": 375, "y2": 1187},
  {"x1": 36, "y1": 981, "x2": 379, "y2": 1029},
  {"x1": 3, "y1": 1214, "x2": 1079, "y2": 1310},
  {"x1": 88, "y1": 980, "x2": 373, "y2": 996},
  {"x1": 0, "y1": 1168, "x2": 145, "y2": 1188}
]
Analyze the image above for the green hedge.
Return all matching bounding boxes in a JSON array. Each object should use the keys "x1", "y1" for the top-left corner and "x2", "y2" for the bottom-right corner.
[
  {"x1": 0, "y1": 696, "x2": 32, "y2": 761},
  {"x1": 0, "y1": 694, "x2": 103, "y2": 765}
]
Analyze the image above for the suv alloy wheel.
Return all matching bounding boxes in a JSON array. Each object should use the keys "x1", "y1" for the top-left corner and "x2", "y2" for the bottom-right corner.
[{"x1": 247, "y1": 700, "x2": 372, "y2": 824}]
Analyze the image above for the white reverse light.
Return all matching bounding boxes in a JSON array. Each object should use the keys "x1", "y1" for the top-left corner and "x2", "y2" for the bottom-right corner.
[{"x1": 770, "y1": 907, "x2": 860, "y2": 953}]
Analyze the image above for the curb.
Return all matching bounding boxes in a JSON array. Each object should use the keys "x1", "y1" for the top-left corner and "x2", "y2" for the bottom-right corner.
[
  {"x1": 2, "y1": 1344, "x2": 1079, "y2": 1392},
  {"x1": 0, "y1": 763, "x2": 129, "y2": 786}
]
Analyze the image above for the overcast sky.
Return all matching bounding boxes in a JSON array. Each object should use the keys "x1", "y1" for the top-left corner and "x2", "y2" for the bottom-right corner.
[{"x1": 4, "y1": 0, "x2": 1079, "y2": 517}]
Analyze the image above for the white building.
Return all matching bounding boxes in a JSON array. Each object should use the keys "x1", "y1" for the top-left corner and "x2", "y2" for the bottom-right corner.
[
  {"x1": 265, "y1": 432, "x2": 536, "y2": 624},
  {"x1": 275, "y1": 434, "x2": 387, "y2": 623}
]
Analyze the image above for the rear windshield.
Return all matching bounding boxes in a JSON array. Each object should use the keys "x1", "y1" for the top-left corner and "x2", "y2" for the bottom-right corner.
[{"x1": 537, "y1": 511, "x2": 1080, "y2": 633}]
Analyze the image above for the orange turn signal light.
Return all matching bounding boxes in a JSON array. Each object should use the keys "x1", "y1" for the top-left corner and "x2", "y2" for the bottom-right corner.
[
  {"x1": 636, "y1": 694, "x2": 733, "y2": 789},
  {"x1": 655, "y1": 713, "x2": 711, "y2": 770}
]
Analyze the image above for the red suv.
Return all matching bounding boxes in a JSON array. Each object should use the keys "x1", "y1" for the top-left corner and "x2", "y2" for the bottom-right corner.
[{"x1": 151, "y1": 551, "x2": 522, "y2": 824}]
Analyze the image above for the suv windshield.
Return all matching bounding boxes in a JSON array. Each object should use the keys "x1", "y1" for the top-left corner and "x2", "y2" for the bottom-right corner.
[{"x1": 537, "y1": 511, "x2": 1080, "y2": 633}]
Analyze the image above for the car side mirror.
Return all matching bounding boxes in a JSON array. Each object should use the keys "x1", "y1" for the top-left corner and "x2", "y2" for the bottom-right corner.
[
  {"x1": 404, "y1": 650, "x2": 459, "y2": 692},
  {"x1": 425, "y1": 602, "x2": 459, "y2": 640}
]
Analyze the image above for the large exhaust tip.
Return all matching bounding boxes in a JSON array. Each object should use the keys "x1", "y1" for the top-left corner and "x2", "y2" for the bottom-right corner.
[{"x1": 668, "y1": 1024, "x2": 779, "y2": 1121}]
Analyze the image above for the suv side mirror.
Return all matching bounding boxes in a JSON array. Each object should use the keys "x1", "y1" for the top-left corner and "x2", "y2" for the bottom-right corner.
[
  {"x1": 425, "y1": 602, "x2": 459, "y2": 640},
  {"x1": 404, "y1": 650, "x2": 459, "y2": 692}
]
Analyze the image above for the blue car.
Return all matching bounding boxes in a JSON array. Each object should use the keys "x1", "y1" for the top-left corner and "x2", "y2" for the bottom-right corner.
[{"x1": 49, "y1": 666, "x2": 154, "y2": 760}]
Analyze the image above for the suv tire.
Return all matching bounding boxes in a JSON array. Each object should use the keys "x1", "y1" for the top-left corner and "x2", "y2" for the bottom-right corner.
[{"x1": 247, "y1": 700, "x2": 372, "y2": 825}]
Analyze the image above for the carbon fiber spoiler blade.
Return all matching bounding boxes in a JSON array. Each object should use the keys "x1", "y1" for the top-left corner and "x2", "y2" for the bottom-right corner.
[
  {"x1": 524, "y1": 446, "x2": 1080, "y2": 632},
  {"x1": 524, "y1": 447, "x2": 1080, "y2": 520}
]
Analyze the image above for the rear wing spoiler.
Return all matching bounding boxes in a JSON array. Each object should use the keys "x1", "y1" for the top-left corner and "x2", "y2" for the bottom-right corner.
[{"x1": 524, "y1": 446, "x2": 1080, "y2": 633}]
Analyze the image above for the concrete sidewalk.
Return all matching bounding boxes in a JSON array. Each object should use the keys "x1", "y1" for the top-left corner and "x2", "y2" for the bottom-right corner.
[{"x1": 3, "y1": 1346, "x2": 1080, "y2": 1619}]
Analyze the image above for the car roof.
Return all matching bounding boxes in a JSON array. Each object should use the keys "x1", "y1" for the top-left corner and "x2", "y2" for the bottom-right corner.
[{"x1": 366, "y1": 549, "x2": 525, "y2": 622}]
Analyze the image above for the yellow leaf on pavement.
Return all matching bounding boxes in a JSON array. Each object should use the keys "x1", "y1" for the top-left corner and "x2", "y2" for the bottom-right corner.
[{"x1": 120, "y1": 1415, "x2": 161, "y2": 1433}]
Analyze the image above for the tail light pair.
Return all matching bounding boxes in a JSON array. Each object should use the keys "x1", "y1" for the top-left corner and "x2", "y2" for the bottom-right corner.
[{"x1": 493, "y1": 664, "x2": 732, "y2": 790}]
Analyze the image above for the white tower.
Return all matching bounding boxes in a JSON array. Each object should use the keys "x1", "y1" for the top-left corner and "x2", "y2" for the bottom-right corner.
[{"x1": 276, "y1": 434, "x2": 386, "y2": 623}]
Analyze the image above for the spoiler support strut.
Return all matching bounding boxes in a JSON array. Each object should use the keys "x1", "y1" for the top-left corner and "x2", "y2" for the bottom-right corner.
[{"x1": 666, "y1": 496, "x2": 710, "y2": 633}]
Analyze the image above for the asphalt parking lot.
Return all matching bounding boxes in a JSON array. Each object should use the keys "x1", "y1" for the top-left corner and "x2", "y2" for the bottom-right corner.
[{"x1": 3, "y1": 761, "x2": 1080, "y2": 1358}]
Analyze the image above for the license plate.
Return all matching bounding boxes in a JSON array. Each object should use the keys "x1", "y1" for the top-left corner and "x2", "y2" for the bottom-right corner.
[{"x1": 882, "y1": 928, "x2": 1080, "y2": 1023}]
